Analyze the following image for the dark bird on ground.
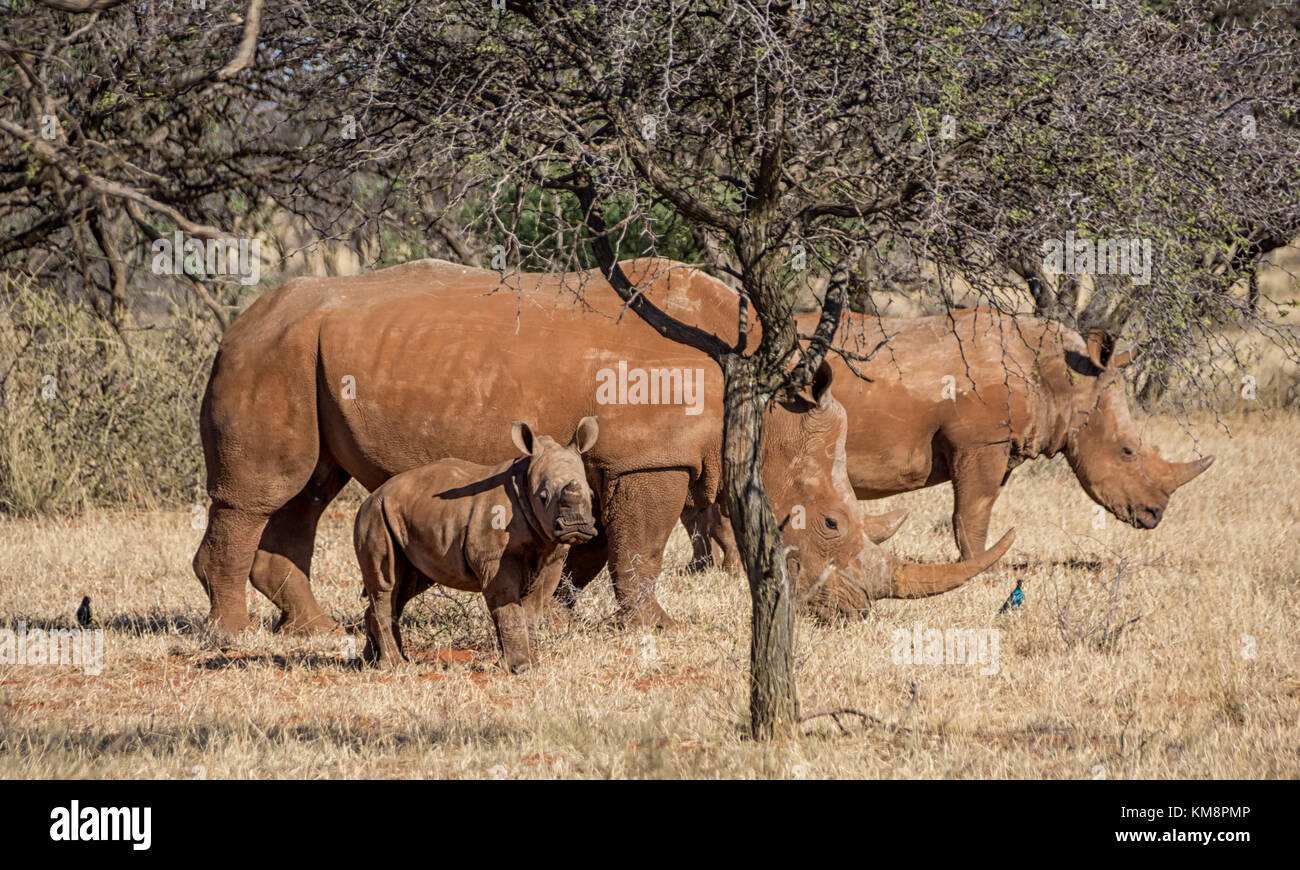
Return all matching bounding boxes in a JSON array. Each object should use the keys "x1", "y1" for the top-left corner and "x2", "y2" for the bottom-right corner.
[{"x1": 76, "y1": 596, "x2": 92, "y2": 628}]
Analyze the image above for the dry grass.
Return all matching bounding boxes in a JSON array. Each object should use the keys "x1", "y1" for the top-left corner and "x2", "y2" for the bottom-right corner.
[
  {"x1": 0, "y1": 274, "x2": 216, "y2": 516},
  {"x1": 1, "y1": 410, "x2": 1298, "y2": 779}
]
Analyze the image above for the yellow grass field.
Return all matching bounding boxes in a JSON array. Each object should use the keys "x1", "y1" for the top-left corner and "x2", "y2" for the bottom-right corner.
[{"x1": 1, "y1": 411, "x2": 1297, "y2": 779}]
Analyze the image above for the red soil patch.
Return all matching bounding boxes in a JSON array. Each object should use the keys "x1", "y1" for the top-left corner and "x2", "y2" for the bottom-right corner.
[
  {"x1": 3, "y1": 699, "x2": 67, "y2": 713},
  {"x1": 409, "y1": 646, "x2": 482, "y2": 666},
  {"x1": 522, "y1": 753, "x2": 560, "y2": 766}
]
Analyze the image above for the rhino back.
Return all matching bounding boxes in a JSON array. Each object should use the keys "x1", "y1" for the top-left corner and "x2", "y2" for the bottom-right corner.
[
  {"x1": 812, "y1": 310, "x2": 1065, "y2": 496},
  {"x1": 293, "y1": 258, "x2": 733, "y2": 497},
  {"x1": 199, "y1": 272, "x2": 345, "y2": 508},
  {"x1": 371, "y1": 456, "x2": 517, "y2": 592}
]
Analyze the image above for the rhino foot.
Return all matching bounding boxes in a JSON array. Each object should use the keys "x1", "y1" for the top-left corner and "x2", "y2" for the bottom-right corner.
[
  {"x1": 199, "y1": 615, "x2": 250, "y2": 648},
  {"x1": 361, "y1": 638, "x2": 407, "y2": 670},
  {"x1": 616, "y1": 600, "x2": 678, "y2": 632},
  {"x1": 504, "y1": 659, "x2": 532, "y2": 675},
  {"x1": 272, "y1": 611, "x2": 340, "y2": 635}
]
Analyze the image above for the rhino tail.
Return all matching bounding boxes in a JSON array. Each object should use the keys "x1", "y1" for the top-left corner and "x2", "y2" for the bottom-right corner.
[
  {"x1": 354, "y1": 495, "x2": 402, "y2": 600},
  {"x1": 884, "y1": 527, "x2": 1016, "y2": 599}
]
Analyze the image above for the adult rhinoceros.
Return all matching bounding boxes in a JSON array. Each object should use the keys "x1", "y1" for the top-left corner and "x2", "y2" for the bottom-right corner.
[
  {"x1": 193, "y1": 259, "x2": 1014, "y2": 635},
  {"x1": 686, "y1": 308, "x2": 1213, "y2": 564}
]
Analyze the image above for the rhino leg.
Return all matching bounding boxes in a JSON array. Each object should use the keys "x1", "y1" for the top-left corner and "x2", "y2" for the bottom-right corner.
[
  {"x1": 680, "y1": 506, "x2": 715, "y2": 572},
  {"x1": 195, "y1": 337, "x2": 325, "y2": 638},
  {"x1": 682, "y1": 504, "x2": 742, "y2": 573},
  {"x1": 250, "y1": 461, "x2": 350, "y2": 635},
  {"x1": 545, "y1": 535, "x2": 608, "y2": 629},
  {"x1": 355, "y1": 497, "x2": 407, "y2": 668},
  {"x1": 390, "y1": 568, "x2": 431, "y2": 660},
  {"x1": 683, "y1": 504, "x2": 742, "y2": 572},
  {"x1": 560, "y1": 532, "x2": 609, "y2": 592},
  {"x1": 950, "y1": 445, "x2": 1011, "y2": 559},
  {"x1": 603, "y1": 469, "x2": 688, "y2": 631},
  {"x1": 710, "y1": 506, "x2": 742, "y2": 571},
  {"x1": 484, "y1": 562, "x2": 532, "y2": 674},
  {"x1": 521, "y1": 551, "x2": 568, "y2": 654},
  {"x1": 193, "y1": 505, "x2": 271, "y2": 637},
  {"x1": 362, "y1": 591, "x2": 406, "y2": 669}
]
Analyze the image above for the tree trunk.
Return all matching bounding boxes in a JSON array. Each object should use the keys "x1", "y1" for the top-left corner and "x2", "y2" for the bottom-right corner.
[{"x1": 721, "y1": 355, "x2": 798, "y2": 740}]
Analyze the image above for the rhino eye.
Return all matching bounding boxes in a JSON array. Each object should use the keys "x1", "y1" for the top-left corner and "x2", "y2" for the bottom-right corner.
[
  {"x1": 1121, "y1": 446, "x2": 1137, "y2": 458},
  {"x1": 825, "y1": 516, "x2": 839, "y2": 531},
  {"x1": 538, "y1": 488, "x2": 550, "y2": 504}
]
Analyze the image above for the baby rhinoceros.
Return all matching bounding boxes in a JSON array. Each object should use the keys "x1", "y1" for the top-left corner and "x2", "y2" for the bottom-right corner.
[{"x1": 354, "y1": 417, "x2": 599, "y2": 672}]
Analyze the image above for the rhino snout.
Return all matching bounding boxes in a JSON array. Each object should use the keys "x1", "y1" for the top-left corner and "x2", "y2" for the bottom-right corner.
[
  {"x1": 553, "y1": 482, "x2": 597, "y2": 542},
  {"x1": 554, "y1": 517, "x2": 597, "y2": 544},
  {"x1": 1130, "y1": 505, "x2": 1163, "y2": 529}
]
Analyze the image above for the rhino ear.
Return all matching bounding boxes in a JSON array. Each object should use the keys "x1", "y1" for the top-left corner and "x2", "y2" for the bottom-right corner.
[
  {"x1": 1085, "y1": 328, "x2": 1117, "y2": 370},
  {"x1": 511, "y1": 421, "x2": 536, "y2": 456},
  {"x1": 797, "y1": 360, "x2": 835, "y2": 407},
  {"x1": 811, "y1": 360, "x2": 835, "y2": 405},
  {"x1": 782, "y1": 360, "x2": 835, "y2": 412},
  {"x1": 1110, "y1": 346, "x2": 1141, "y2": 369},
  {"x1": 570, "y1": 416, "x2": 599, "y2": 454}
]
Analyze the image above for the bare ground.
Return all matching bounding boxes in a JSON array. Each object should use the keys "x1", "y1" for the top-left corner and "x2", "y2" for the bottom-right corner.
[{"x1": 1, "y1": 410, "x2": 1297, "y2": 779}]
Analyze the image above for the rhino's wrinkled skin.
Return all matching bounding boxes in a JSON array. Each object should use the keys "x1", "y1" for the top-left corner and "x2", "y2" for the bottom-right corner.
[
  {"x1": 193, "y1": 258, "x2": 1013, "y2": 636},
  {"x1": 687, "y1": 309, "x2": 1213, "y2": 562},
  {"x1": 355, "y1": 419, "x2": 599, "y2": 672}
]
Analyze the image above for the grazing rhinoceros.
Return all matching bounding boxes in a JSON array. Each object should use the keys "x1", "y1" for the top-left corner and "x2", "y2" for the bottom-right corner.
[
  {"x1": 680, "y1": 503, "x2": 908, "y2": 572},
  {"x1": 684, "y1": 308, "x2": 1213, "y2": 562},
  {"x1": 355, "y1": 419, "x2": 599, "y2": 672},
  {"x1": 193, "y1": 258, "x2": 1013, "y2": 636}
]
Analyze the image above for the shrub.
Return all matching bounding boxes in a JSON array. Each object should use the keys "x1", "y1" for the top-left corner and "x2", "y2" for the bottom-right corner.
[{"x1": 0, "y1": 272, "x2": 218, "y2": 515}]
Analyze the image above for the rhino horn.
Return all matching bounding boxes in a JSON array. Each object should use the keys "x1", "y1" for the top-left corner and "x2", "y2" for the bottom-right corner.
[
  {"x1": 863, "y1": 508, "x2": 908, "y2": 544},
  {"x1": 1168, "y1": 455, "x2": 1214, "y2": 490},
  {"x1": 883, "y1": 528, "x2": 1016, "y2": 599}
]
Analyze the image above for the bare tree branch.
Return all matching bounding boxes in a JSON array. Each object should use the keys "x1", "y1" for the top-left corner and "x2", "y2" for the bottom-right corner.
[{"x1": 215, "y1": 0, "x2": 265, "y2": 81}]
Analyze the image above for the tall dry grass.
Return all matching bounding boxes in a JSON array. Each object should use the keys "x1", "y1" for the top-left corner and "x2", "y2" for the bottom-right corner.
[
  {"x1": 0, "y1": 272, "x2": 218, "y2": 516},
  {"x1": 0, "y1": 412, "x2": 1296, "y2": 778}
]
